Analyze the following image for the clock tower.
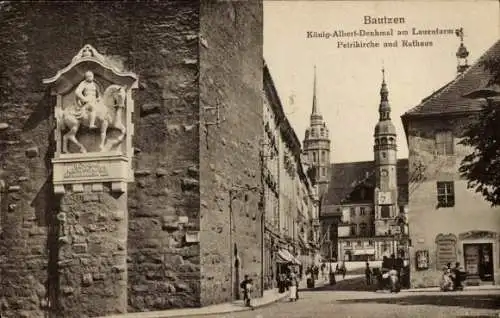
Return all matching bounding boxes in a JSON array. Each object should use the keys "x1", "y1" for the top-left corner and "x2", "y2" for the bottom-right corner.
[{"x1": 373, "y1": 68, "x2": 398, "y2": 237}]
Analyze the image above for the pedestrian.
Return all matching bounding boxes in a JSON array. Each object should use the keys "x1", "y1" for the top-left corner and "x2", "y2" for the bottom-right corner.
[
  {"x1": 365, "y1": 261, "x2": 372, "y2": 285},
  {"x1": 440, "y1": 266, "x2": 453, "y2": 291},
  {"x1": 278, "y1": 272, "x2": 286, "y2": 293},
  {"x1": 452, "y1": 262, "x2": 465, "y2": 291},
  {"x1": 240, "y1": 275, "x2": 253, "y2": 307},
  {"x1": 313, "y1": 265, "x2": 319, "y2": 280},
  {"x1": 341, "y1": 262, "x2": 346, "y2": 280},
  {"x1": 289, "y1": 272, "x2": 299, "y2": 302}
]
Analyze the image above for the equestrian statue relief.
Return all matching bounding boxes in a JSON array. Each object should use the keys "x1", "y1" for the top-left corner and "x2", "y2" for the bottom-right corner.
[{"x1": 56, "y1": 70, "x2": 127, "y2": 153}]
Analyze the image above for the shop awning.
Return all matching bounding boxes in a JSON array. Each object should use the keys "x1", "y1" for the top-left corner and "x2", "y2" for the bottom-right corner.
[
  {"x1": 276, "y1": 249, "x2": 301, "y2": 265},
  {"x1": 353, "y1": 249, "x2": 376, "y2": 256},
  {"x1": 298, "y1": 236, "x2": 311, "y2": 250}
]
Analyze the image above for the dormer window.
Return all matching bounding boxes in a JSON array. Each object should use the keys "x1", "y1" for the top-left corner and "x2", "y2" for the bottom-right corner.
[{"x1": 436, "y1": 131, "x2": 454, "y2": 155}]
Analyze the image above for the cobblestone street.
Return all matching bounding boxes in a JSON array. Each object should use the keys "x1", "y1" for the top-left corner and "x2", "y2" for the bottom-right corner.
[
  {"x1": 178, "y1": 289, "x2": 500, "y2": 318},
  {"x1": 176, "y1": 277, "x2": 500, "y2": 318}
]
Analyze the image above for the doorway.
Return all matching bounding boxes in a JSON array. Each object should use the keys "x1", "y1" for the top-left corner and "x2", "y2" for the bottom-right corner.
[{"x1": 463, "y1": 243, "x2": 494, "y2": 282}]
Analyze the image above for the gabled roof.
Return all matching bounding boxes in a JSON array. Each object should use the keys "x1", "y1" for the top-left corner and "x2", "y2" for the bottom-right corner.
[
  {"x1": 321, "y1": 159, "x2": 409, "y2": 215},
  {"x1": 402, "y1": 39, "x2": 500, "y2": 121}
]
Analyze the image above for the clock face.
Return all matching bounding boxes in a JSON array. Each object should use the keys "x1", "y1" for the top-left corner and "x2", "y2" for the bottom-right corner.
[{"x1": 381, "y1": 169, "x2": 388, "y2": 177}]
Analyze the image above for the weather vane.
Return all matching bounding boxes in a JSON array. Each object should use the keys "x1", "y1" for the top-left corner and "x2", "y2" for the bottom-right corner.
[{"x1": 455, "y1": 28, "x2": 464, "y2": 42}]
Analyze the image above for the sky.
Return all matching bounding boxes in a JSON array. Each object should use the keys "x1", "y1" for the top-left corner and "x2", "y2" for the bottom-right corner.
[{"x1": 264, "y1": 0, "x2": 500, "y2": 163}]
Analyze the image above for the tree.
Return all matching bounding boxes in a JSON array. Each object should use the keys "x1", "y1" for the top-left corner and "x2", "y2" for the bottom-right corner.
[
  {"x1": 458, "y1": 55, "x2": 500, "y2": 206},
  {"x1": 459, "y1": 96, "x2": 500, "y2": 206}
]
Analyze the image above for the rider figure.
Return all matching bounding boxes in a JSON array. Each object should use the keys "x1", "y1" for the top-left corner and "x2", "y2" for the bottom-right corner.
[{"x1": 75, "y1": 71, "x2": 99, "y2": 129}]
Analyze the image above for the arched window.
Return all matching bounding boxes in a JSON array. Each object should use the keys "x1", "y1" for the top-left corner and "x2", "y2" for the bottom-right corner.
[
  {"x1": 375, "y1": 139, "x2": 380, "y2": 145},
  {"x1": 381, "y1": 137, "x2": 387, "y2": 144},
  {"x1": 321, "y1": 151, "x2": 326, "y2": 162}
]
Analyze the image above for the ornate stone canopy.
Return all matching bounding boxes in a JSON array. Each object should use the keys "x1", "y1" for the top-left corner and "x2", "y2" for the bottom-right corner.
[
  {"x1": 43, "y1": 44, "x2": 138, "y2": 95},
  {"x1": 458, "y1": 230, "x2": 497, "y2": 241}
]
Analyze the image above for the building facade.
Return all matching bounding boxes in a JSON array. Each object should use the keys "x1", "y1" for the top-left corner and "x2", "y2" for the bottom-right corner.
[
  {"x1": 402, "y1": 39, "x2": 500, "y2": 288},
  {"x1": 0, "y1": 2, "x2": 264, "y2": 317},
  {"x1": 263, "y1": 64, "x2": 320, "y2": 289},
  {"x1": 321, "y1": 70, "x2": 410, "y2": 262}
]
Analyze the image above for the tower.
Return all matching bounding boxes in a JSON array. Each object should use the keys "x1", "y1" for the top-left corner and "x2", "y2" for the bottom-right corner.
[
  {"x1": 373, "y1": 68, "x2": 399, "y2": 238},
  {"x1": 303, "y1": 66, "x2": 331, "y2": 198}
]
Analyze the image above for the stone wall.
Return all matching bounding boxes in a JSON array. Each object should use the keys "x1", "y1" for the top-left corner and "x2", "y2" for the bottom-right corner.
[
  {"x1": 125, "y1": 1, "x2": 201, "y2": 312},
  {"x1": 198, "y1": 0, "x2": 264, "y2": 305},
  {"x1": 57, "y1": 190, "x2": 128, "y2": 317},
  {"x1": 0, "y1": 1, "x2": 265, "y2": 315},
  {"x1": 407, "y1": 116, "x2": 500, "y2": 287},
  {"x1": 0, "y1": 1, "x2": 201, "y2": 316}
]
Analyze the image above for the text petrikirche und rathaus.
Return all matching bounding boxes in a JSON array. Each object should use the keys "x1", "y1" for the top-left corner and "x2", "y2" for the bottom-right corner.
[{"x1": 306, "y1": 27, "x2": 456, "y2": 39}]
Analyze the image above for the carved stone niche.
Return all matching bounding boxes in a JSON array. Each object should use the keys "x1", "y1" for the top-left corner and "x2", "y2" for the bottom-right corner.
[{"x1": 43, "y1": 44, "x2": 138, "y2": 194}]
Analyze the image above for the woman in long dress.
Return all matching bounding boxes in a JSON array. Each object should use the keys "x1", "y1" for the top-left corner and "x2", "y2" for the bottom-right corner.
[
  {"x1": 440, "y1": 266, "x2": 453, "y2": 291},
  {"x1": 289, "y1": 272, "x2": 298, "y2": 301}
]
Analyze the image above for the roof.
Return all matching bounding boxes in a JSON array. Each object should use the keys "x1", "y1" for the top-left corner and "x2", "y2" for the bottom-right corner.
[
  {"x1": 321, "y1": 159, "x2": 409, "y2": 214},
  {"x1": 263, "y1": 62, "x2": 312, "y2": 189},
  {"x1": 402, "y1": 39, "x2": 500, "y2": 121}
]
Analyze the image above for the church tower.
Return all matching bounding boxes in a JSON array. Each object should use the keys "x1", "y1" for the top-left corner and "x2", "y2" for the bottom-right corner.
[
  {"x1": 373, "y1": 68, "x2": 399, "y2": 237},
  {"x1": 303, "y1": 66, "x2": 331, "y2": 198}
]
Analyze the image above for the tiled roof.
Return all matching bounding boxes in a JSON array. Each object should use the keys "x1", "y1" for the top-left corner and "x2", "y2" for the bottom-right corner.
[
  {"x1": 322, "y1": 159, "x2": 409, "y2": 212},
  {"x1": 402, "y1": 39, "x2": 500, "y2": 117}
]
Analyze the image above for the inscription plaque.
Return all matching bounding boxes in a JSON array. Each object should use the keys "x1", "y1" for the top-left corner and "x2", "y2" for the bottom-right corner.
[
  {"x1": 435, "y1": 233, "x2": 457, "y2": 269},
  {"x1": 64, "y1": 163, "x2": 109, "y2": 179}
]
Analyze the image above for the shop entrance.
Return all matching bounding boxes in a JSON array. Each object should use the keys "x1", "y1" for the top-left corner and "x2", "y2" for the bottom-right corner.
[{"x1": 463, "y1": 243, "x2": 494, "y2": 282}]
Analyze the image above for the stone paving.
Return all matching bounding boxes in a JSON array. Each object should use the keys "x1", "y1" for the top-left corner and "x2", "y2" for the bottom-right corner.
[
  {"x1": 101, "y1": 275, "x2": 500, "y2": 318},
  {"x1": 177, "y1": 288, "x2": 500, "y2": 318}
]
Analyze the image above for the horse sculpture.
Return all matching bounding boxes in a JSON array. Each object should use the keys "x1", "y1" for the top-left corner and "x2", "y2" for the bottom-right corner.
[{"x1": 56, "y1": 84, "x2": 127, "y2": 154}]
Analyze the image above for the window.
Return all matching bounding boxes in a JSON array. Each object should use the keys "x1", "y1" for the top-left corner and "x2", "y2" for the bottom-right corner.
[
  {"x1": 360, "y1": 207, "x2": 366, "y2": 216},
  {"x1": 321, "y1": 151, "x2": 326, "y2": 162},
  {"x1": 329, "y1": 225, "x2": 336, "y2": 240},
  {"x1": 350, "y1": 224, "x2": 357, "y2": 236},
  {"x1": 321, "y1": 167, "x2": 326, "y2": 177},
  {"x1": 437, "y1": 181, "x2": 455, "y2": 207},
  {"x1": 313, "y1": 152, "x2": 317, "y2": 162},
  {"x1": 399, "y1": 206, "x2": 405, "y2": 214},
  {"x1": 357, "y1": 241, "x2": 362, "y2": 247},
  {"x1": 359, "y1": 223, "x2": 367, "y2": 236},
  {"x1": 346, "y1": 241, "x2": 351, "y2": 247},
  {"x1": 350, "y1": 207, "x2": 356, "y2": 217},
  {"x1": 382, "y1": 242, "x2": 389, "y2": 252},
  {"x1": 368, "y1": 240, "x2": 374, "y2": 246},
  {"x1": 436, "y1": 131, "x2": 454, "y2": 155},
  {"x1": 381, "y1": 206, "x2": 390, "y2": 218}
]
